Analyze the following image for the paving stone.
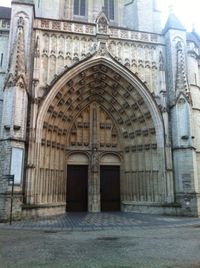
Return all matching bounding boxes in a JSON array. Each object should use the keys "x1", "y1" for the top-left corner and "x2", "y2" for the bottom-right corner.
[{"x1": 0, "y1": 212, "x2": 200, "y2": 231}]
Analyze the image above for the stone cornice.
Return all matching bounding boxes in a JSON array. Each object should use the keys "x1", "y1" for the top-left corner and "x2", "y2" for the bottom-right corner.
[
  {"x1": 172, "y1": 146, "x2": 196, "y2": 151},
  {"x1": 33, "y1": 18, "x2": 164, "y2": 45}
]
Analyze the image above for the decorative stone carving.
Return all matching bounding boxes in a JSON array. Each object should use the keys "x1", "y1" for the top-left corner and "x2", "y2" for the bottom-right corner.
[
  {"x1": 52, "y1": 21, "x2": 61, "y2": 31},
  {"x1": 107, "y1": 40, "x2": 160, "y2": 93},
  {"x1": 4, "y1": 16, "x2": 27, "y2": 89},
  {"x1": 176, "y1": 41, "x2": 189, "y2": 92},
  {"x1": 63, "y1": 22, "x2": 72, "y2": 31},
  {"x1": 34, "y1": 36, "x2": 40, "y2": 58},
  {"x1": 34, "y1": 62, "x2": 162, "y2": 214},
  {"x1": 96, "y1": 11, "x2": 109, "y2": 34},
  {"x1": 41, "y1": 19, "x2": 50, "y2": 29},
  {"x1": 97, "y1": 41, "x2": 110, "y2": 57},
  {"x1": 159, "y1": 52, "x2": 165, "y2": 71},
  {"x1": 91, "y1": 148, "x2": 99, "y2": 173},
  {"x1": 177, "y1": 97, "x2": 186, "y2": 105}
]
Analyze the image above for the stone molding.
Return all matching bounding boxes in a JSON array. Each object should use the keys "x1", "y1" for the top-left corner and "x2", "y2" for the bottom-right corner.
[{"x1": 34, "y1": 19, "x2": 163, "y2": 44}]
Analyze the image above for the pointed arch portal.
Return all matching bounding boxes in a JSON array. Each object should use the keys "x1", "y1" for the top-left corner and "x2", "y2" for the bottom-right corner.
[{"x1": 25, "y1": 57, "x2": 171, "y2": 214}]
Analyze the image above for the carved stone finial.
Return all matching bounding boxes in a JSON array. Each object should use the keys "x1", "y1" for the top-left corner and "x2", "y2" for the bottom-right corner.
[
  {"x1": 168, "y1": 4, "x2": 174, "y2": 14},
  {"x1": 192, "y1": 24, "x2": 196, "y2": 32}
]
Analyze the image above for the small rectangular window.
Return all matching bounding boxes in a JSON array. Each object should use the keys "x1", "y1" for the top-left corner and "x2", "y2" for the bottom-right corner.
[
  {"x1": 10, "y1": 148, "x2": 24, "y2": 185},
  {"x1": 74, "y1": 0, "x2": 79, "y2": 15},
  {"x1": 104, "y1": 0, "x2": 114, "y2": 20},
  {"x1": 0, "y1": 53, "x2": 3, "y2": 67},
  {"x1": 80, "y1": 0, "x2": 86, "y2": 16},
  {"x1": 105, "y1": 0, "x2": 108, "y2": 17},
  {"x1": 109, "y1": 0, "x2": 114, "y2": 20},
  {"x1": 195, "y1": 73, "x2": 197, "y2": 85},
  {"x1": 74, "y1": 0, "x2": 86, "y2": 16}
]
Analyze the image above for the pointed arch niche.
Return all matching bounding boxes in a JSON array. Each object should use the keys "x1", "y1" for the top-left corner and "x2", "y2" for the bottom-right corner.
[{"x1": 25, "y1": 57, "x2": 172, "y2": 215}]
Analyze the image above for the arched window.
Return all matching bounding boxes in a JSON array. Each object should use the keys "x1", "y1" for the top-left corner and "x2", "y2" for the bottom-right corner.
[
  {"x1": 104, "y1": 0, "x2": 114, "y2": 20},
  {"x1": 74, "y1": 0, "x2": 86, "y2": 16}
]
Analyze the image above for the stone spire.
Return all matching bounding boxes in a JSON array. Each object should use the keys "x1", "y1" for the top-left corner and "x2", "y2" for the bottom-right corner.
[
  {"x1": 190, "y1": 26, "x2": 200, "y2": 47},
  {"x1": 163, "y1": 9, "x2": 186, "y2": 34},
  {"x1": 5, "y1": 16, "x2": 27, "y2": 89}
]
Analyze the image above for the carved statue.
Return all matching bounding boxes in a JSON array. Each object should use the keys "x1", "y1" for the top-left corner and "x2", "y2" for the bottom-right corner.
[
  {"x1": 98, "y1": 17, "x2": 108, "y2": 34},
  {"x1": 91, "y1": 148, "x2": 99, "y2": 173}
]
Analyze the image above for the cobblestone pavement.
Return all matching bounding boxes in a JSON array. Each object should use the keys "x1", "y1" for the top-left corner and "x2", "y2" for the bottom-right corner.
[
  {"x1": 0, "y1": 212, "x2": 200, "y2": 231},
  {"x1": 1, "y1": 213, "x2": 200, "y2": 268}
]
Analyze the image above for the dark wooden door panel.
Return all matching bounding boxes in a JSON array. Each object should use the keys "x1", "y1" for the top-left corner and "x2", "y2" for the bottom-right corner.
[
  {"x1": 66, "y1": 165, "x2": 88, "y2": 212},
  {"x1": 100, "y1": 166, "x2": 120, "y2": 211}
]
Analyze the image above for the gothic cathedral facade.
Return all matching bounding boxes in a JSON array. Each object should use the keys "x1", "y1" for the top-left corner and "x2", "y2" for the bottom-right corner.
[{"x1": 0, "y1": 0, "x2": 200, "y2": 221}]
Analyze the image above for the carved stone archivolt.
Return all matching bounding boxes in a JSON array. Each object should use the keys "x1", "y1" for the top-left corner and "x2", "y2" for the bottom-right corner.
[
  {"x1": 29, "y1": 61, "x2": 166, "y2": 207},
  {"x1": 68, "y1": 103, "x2": 119, "y2": 149},
  {"x1": 40, "y1": 63, "x2": 158, "y2": 155}
]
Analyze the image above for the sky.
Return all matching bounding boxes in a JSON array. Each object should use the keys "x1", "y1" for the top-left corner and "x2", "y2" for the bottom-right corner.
[
  {"x1": 159, "y1": 0, "x2": 200, "y2": 32},
  {"x1": 1, "y1": 0, "x2": 200, "y2": 33}
]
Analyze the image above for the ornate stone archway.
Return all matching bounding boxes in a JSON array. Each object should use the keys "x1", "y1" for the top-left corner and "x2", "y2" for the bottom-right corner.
[{"x1": 25, "y1": 57, "x2": 173, "y2": 216}]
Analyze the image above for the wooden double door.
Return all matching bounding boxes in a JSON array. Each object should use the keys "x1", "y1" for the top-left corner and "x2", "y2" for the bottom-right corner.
[{"x1": 66, "y1": 165, "x2": 120, "y2": 212}]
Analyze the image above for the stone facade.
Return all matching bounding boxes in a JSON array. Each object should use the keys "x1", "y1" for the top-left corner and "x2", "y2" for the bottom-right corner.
[{"x1": 0, "y1": 0, "x2": 200, "y2": 221}]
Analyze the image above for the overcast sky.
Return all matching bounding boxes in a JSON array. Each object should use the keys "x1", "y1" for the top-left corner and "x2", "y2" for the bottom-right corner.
[{"x1": 1, "y1": 0, "x2": 200, "y2": 32}]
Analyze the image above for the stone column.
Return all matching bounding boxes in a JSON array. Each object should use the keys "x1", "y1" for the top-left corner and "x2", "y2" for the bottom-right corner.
[
  {"x1": 0, "y1": 2, "x2": 34, "y2": 220},
  {"x1": 165, "y1": 21, "x2": 199, "y2": 215},
  {"x1": 88, "y1": 103, "x2": 100, "y2": 212}
]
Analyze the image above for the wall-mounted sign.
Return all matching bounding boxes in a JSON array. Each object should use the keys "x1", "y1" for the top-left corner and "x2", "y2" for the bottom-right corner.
[{"x1": 10, "y1": 148, "x2": 24, "y2": 184}]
